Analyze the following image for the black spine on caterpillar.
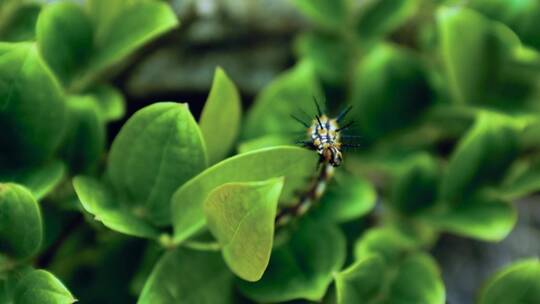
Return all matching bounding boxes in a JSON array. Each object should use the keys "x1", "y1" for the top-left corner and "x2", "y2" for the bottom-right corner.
[{"x1": 276, "y1": 99, "x2": 356, "y2": 226}]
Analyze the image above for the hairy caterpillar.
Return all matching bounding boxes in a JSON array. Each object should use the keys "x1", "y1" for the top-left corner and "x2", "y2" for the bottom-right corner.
[{"x1": 276, "y1": 98, "x2": 357, "y2": 226}]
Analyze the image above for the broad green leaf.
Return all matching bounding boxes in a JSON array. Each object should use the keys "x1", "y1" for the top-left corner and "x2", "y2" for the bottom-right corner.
[
  {"x1": 440, "y1": 114, "x2": 519, "y2": 203},
  {"x1": 295, "y1": 32, "x2": 351, "y2": 84},
  {"x1": 203, "y1": 178, "x2": 284, "y2": 282},
  {"x1": 73, "y1": 176, "x2": 160, "y2": 239},
  {"x1": 423, "y1": 195, "x2": 517, "y2": 242},
  {"x1": 138, "y1": 248, "x2": 235, "y2": 304},
  {"x1": 36, "y1": 1, "x2": 93, "y2": 86},
  {"x1": 0, "y1": 42, "x2": 67, "y2": 166},
  {"x1": 242, "y1": 61, "x2": 322, "y2": 140},
  {"x1": 199, "y1": 67, "x2": 242, "y2": 165},
  {"x1": 172, "y1": 146, "x2": 318, "y2": 244},
  {"x1": 0, "y1": 160, "x2": 65, "y2": 200},
  {"x1": 81, "y1": 0, "x2": 179, "y2": 89},
  {"x1": 237, "y1": 135, "x2": 293, "y2": 154},
  {"x1": 478, "y1": 259, "x2": 540, "y2": 304},
  {"x1": 60, "y1": 94, "x2": 105, "y2": 174},
  {"x1": 348, "y1": 228, "x2": 445, "y2": 304},
  {"x1": 108, "y1": 102, "x2": 207, "y2": 226},
  {"x1": 355, "y1": 0, "x2": 419, "y2": 40},
  {"x1": 0, "y1": 2, "x2": 41, "y2": 42},
  {"x1": 292, "y1": 0, "x2": 347, "y2": 31},
  {"x1": 0, "y1": 183, "x2": 42, "y2": 259},
  {"x1": 312, "y1": 171, "x2": 376, "y2": 223},
  {"x1": 469, "y1": 0, "x2": 540, "y2": 50},
  {"x1": 349, "y1": 43, "x2": 433, "y2": 141},
  {"x1": 336, "y1": 253, "x2": 445, "y2": 304},
  {"x1": 89, "y1": 84, "x2": 125, "y2": 122},
  {"x1": 391, "y1": 153, "x2": 439, "y2": 215},
  {"x1": 13, "y1": 269, "x2": 75, "y2": 304},
  {"x1": 238, "y1": 220, "x2": 346, "y2": 302},
  {"x1": 437, "y1": 6, "x2": 520, "y2": 105}
]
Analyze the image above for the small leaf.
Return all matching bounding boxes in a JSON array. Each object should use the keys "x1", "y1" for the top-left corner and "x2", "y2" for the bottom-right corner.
[
  {"x1": 478, "y1": 258, "x2": 540, "y2": 304},
  {"x1": 172, "y1": 146, "x2": 318, "y2": 244},
  {"x1": 13, "y1": 269, "x2": 75, "y2": 304},
  {"x1": 84, "y1": 0, "x2": 179, "y2": 88},
  {"x1": 355, "y1": 0, "x2": 419, "y2": 40},
  {"x1": 60, "y1": 94, "x2": 106, "y2": 174},
  {"x1": 349, "y1": 43, "x2": 433, "y2": 141},
  {"x1": 108, "y1": 102, "x2": 207, "y2": 226},
  {"x1": 199, "y1": 67, "x2": 242, "y2": 165},
  {"x1": 311, "y1": 171, "x2": 376, "y2": 223},
  {"x1": 242, "y1": 61, "x2": 323, "y2": 140},
  {"x1": 440, "y1": 114, "x2": 519, "y2": 204},
  {"x1": 238, "y1": 219, "x2": 346, "y2": 302},
  {"x1": 347, "y1": 228, "x2": 445, "y2": 304},
  {"x1": 73, "y1": 176, "x2": 160, "y2": 239},
  {"x1": 423, "y1": 195, "x2": 517, "y2": 242},
  {"x1": 138, "y1": 248, "x2": 235, "y2": 304},
  {"x1": 89, "y1": 84, "x2": 125, "y2": 122},
  {"x1": 391, "y1": 153, "x2": 439, "y2": 215},
  {"x1": 0, "y1": 42, "x2": 67, "y2": 166},
  {"x1": 36, "y1": 1, "x2": 93, "y2": 86},
  {"x1": 292, "y1": 0, "x2": 347, "y2": 31},
  {"x1": 0, "y1": 160, "x2": 65, "y2": 200},
  {"x1": 203, "y1": 178, "x2": 284, "y2": 281},
  {"x1": 0, "y1": 183, "x2": 42, "y2": 259}
]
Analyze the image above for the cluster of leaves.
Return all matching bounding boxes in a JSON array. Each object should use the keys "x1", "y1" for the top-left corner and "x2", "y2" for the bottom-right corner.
[{"x1": 1, "y1": 0, "x2": 540, "y2": 303}]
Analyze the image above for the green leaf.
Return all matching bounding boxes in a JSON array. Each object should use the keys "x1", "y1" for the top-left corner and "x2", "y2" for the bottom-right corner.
[
  {"x1": 172, "y1": 146, "x2": 318, "y2": 244},
  {"x1": 0, "y1": 42, "x2": 67, "y2": 166},
  {"x1": 391, "y1": 153, "x2": 439, "y2": 215},
  {"x1": 469, "y1": 0, "x2": 540, "y2": 50},
  {"x1": 336, "y1": 253, "x2": 445, "y2": 304},
  {"x1": 0, "y1": 160, "x2": 65, "y2": 200},
  {"x1": 36, "y1": 1, "x2": 93, "y2": 86},
  {"x1": 89, "y1": 84, "x2": 125, "y2": 122},
  {"x1": 73, "y1": 176, "x2": 161, "y2": 239},
  {"x1": 0, "y1": 2, "x2": 41, "y2": 42},
  {"x1": 437, "y1": 6, "x2": 520, "y2": 105},
  {"x1": 0, "y1": 183, "x2": 42, "y2": 259},
  {"x1": 295, "y1": 32, "x2": 351, "y2": 84},
  {"x1": 423, "y1": 195, "x2": 517, "y2": 242},
  {"x1": 311, "y1": 171, "x2": 376, "y2": 223},
  {"x1": 349, "y1": 43, "x2": 433, "y2": 141},
  {"x1": 238, "y1": 219, "x2": 346, "y2": 302},
  {"x1": 60, "y1": 94, "x2": 106, "y2": 174},
  {"x1": 242, "y1": 61, "x2": 322, "y2": 140},
  {"x1": 108, "y1": 102, "x2": 207, "y2": 226},
  {"x1": 199, "y1": 67, "x2": 242, "y2": 165},
  {"x1": 138, "y1": 248, "x2": 235, "y2": 304},
  {"x1": 82, "y1": 0, "x2": 178, "y2": 89},
  {"x1": 440, "y1": 114, "x2": 519, "y2": 203},
  {"x1": 203, "y1": 178, "x2": 284, "y2": 282},
  {"x1": 292, "y1": 0, "x2": 347, "y2": 31},
  {"x1": 355, "y1": 0, "x2": 419, "y2": 40},
  {"x1": 500, "y1": 158, "x2": 540, "y2": 200},
  {"x1": 347, "y1": 228, "x2": 445, "y2": 304},
  {"x1": 478, "y1": 258, "x2": 540, "y2": 304},
  {"x1": 237, "y1": 135, "x2": 293, "y2": 154},
  {"x1": 13, "y1": 269, "x2": 75, "y2": 304}
]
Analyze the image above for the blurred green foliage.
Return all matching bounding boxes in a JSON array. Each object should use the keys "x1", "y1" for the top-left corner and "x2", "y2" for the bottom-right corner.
[{"x1": 1, "y1": 0, "x2": 540, "y2": 303}]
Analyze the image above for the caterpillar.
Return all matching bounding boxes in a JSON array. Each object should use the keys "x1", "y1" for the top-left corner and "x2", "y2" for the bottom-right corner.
[{"x1": 276, "y1": 98, "x2": 357, "y2": 226}]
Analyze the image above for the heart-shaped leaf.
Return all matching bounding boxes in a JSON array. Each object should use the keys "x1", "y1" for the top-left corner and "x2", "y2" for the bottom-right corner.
[
  {"x1": 0, "y1": 183, "x2": 42, "y2": 259},
  {"x1": 199, "y1": 67, "x2": 242, "y2": 165},
  {"x1": 478, "y1": 258, "x2": 540, "y2": 304},
  {"x1": 138, "y1": 248, "x2": 235, "y2": 304},
  {"x1": 203, "y1": 178, "x2": 284, "y2": 281},
  {"x1": 238, "y1": 219, "x2": 346, "y2": 302},
  {"x1": 172, "y1": 146, "x2": 318, "y2": 244},
  {"x1": 108, "y1": 102, "x2": 207, "y2": 226}
]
